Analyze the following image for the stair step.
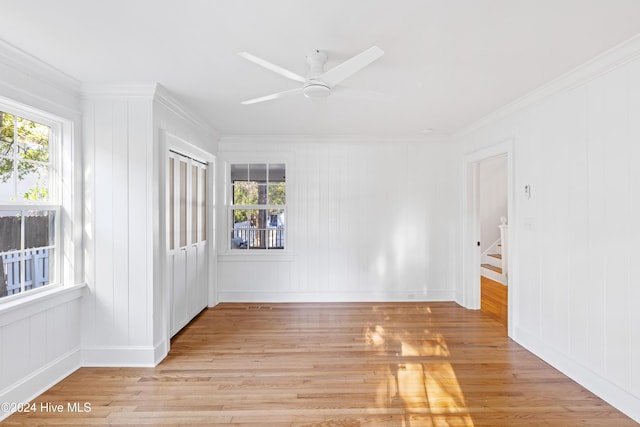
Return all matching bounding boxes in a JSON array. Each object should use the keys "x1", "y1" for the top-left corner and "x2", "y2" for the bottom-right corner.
[
  {"x1": 481, "y1": 263, "x2": 503, "y2": 274},
  {"x1": 488, "y1": 253, "x2": 502, "y2": 260}
]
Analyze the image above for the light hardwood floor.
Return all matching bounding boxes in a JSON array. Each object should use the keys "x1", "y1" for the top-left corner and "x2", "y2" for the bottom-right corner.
[
  {"x1": 3, "y1": 302, "x2": 636, "y2": 426},
  {"x1": 480, "y1": 276, "x2": 508, "y2": 329}
]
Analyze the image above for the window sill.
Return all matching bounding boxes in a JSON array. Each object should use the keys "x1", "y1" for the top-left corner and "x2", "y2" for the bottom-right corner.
[{"x1": 0, "y1": 283, "x2": 86, "y2": 327}]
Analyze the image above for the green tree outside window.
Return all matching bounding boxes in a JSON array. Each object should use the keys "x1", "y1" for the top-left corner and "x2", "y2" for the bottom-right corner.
[{"x1": 0, "y1": 111, "x2": 50, "y2": 201}]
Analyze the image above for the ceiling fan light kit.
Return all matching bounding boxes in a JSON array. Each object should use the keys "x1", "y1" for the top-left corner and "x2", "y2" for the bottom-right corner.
[
  {"x1": 303, "y1": 81, "x2": 331, "y2": 98},
  {"x1": 239, "y1": 46, "x2": 384, "y2": 104}
]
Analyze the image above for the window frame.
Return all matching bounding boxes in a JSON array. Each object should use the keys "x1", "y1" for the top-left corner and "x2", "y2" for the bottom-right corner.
[
  {"x1": 223, "y1": 157, "x2": 291, "y2": 254},
  {"x1": 0, "y1": 100, "x2": 63, "y2": 302}
]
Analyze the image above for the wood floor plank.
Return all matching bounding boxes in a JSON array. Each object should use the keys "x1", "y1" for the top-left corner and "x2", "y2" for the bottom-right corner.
[
  {"x1": 481, "y1": 276, "x2": 508, "y2": 328},
  {"x1": 2, "y1": 302, "x2": 636, "y2": 426}
]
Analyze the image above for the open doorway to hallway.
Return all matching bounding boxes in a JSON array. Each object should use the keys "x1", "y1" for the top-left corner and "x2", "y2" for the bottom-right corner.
[{"x1": 476, "y1": 155, "x2": 508, "y2": 330}]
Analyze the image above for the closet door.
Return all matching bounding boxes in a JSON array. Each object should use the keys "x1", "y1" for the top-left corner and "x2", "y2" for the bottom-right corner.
[{"x1": 168, "y1": 151, "x2": 208, "y2": 336}]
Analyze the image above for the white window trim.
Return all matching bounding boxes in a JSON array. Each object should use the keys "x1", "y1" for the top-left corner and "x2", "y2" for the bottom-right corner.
[
  {"x1": 0, "y1": 98, "x2": 71, "y2": 304},
  {"x1": 219, "y1": 152, "x2": 294, "y2": 257}
]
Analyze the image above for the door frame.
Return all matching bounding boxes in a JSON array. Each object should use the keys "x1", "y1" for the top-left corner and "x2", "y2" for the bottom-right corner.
[
  {"x1": 160, "y1": 130, "x2": 216, "y2": 351},
  {"x1": 462, "y1": 138, "x2": 515, "y2": 337}
]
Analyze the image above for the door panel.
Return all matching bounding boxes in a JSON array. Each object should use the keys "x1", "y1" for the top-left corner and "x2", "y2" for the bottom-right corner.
[
  {"x1": 172, "y1": 249, "x2": 187, "y2": 333},
  {"x1": 168, "y1": 151, "x2": 209, "y2": 336}
]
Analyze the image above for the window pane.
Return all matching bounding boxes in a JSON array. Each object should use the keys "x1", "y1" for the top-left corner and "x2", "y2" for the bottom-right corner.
[
  {"x1": 179, "y1": 160, "x2": 187, "y2": 247},
  {"x1": 230, "y1": 163, "x2": 248, "y2": 181},
  {"x1": 268, "y1": 209, "x2": 285, "y2": 226},
  {"x1": 268, "y1": 163, "x2": 285, "y2": 182},
  {"x1": 233, "y1": 208, "x2": 256, "y2": 227},
  {"x1": 231, "y1": 209, "x2": 257, "y2": 249},
  {"x1": 248, "y1": 163, "x2": 266, "y2": 182},
  {"x1": 191, "y1": 165, "x2": 198, "y2": 244},
  {"x1": 16, "y1": 116, "x2": 49, "y2": 163},
  {"x1": 1, "y1": 250, "x2": 21, "y2": 297},
  {"x1": 230, "y1": 230, "x2": 247, "y2": 249},
  {"x1": 17, "y1": 161, "x2": 49, "y2": 201},
  {"x1": 267, "y1": 209, "x2": 285, "y2": 249},
  {"x1": 169, "y1": 157, "x2": 175, "y2": 250},
  {"x1": 257, "y1": 183, "x2": 268, "y2": 205},
  {"x1": 0, "y1": 210, "x2": 21, "y2": 252},
  {"x1": 24, "y1": 210, "x2": 54, "y2": 249},
  {"x1": 0, "y1": 158, "x2": 14, "y2": 201},
  {"x1": 0, "y1": 112, "x2": 15, "y2": 148},
  {"x1": 23, "y1": 247, "x2": 51, "y2": 292},
  {"x1": 268, "y1": 182, "x2": 286, "y2": 205},
  {"x1": 0, "y1": 113, "x2": 52, "y2": 203},
  {"x1": 201, "y1": 167, "x2": 207, "y2": 242},
  {"x1": 233, "y1": 181, "x2": 258, "y2": 205},
  {"x1": 1, "y1": 112, "x2": 15, "y2": 200}
]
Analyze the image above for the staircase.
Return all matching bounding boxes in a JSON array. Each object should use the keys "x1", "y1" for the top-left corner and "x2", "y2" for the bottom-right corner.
[
  {"x1": 481, "y1": 244, "x2": 504, "y2": 284},
  {"x1": 481, "y1": 217, "x2": 508, "y2": 285}
]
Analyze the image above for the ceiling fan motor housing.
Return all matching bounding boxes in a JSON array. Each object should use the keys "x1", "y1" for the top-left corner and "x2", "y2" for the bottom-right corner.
[
  {"x1": 303, "y1": 50, "x2": 331, "y2": 98},
  {"x1": 306, "y1": 49, "x2": 328, "y2": 77}
]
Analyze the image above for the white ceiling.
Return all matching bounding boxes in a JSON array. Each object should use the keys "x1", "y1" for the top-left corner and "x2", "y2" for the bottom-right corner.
[{"x1": 2, "y1": 0, "x2": 640, "y2": 137}]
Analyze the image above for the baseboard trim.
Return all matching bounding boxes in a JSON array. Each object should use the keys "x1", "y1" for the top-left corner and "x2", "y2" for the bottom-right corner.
[
  {"x1": 154, "y1": 339, "x2": 169, "y2": 366},
  {"x1": 81, "y1": 345, "x2": 158, "y2": 367},
  {"x1": 218, "y1": 290, "x2": 456, "y2": 303},
  {"x1": 514, "y1": 326, "x2": 640, "y2": 423},
  {"x1": 0, "y1": 349, "x2": 80, "y2": 421}
]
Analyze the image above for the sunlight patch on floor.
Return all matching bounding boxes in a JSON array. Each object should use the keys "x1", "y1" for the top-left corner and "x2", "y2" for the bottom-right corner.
[{"x1": 365, "y1": 307, "x2": 474, "y2": 426}]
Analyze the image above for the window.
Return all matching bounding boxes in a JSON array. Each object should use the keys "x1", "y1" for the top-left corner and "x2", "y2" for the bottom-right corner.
[
  {"x1": 229, "y1": 163, "x2": 286, "y2": 250},
  {"x1": 0, "y1": 107, "x2": 59, "y2": 300}
]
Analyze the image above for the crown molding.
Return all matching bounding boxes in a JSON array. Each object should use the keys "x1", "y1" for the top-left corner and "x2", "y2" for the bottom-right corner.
[
  {"x1": 456, "y1": 32, "x2": 640, "y2": 138},
  {"x1": 219, "y1": 133, "x2": 451, "y2": 145},
  {"x1": 0, "y1": 39, "x2": 81, "y2": 116},
  {"x1": 0, "y1": 39, "x2": 81, "y2": 95},
  {"x1": 80, "y1": 83, "x2": 157, "y2": 99},
  {"x1": 153, "y1": 84, "x2": 220, "y2": 140},
  {"x1": 81, "y1": 82, "x2": 220, "y2": 140}
]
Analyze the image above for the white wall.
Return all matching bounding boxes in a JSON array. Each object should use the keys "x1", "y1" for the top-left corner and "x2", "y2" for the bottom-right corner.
[
  {"x1": 457, "y1": 37, "x2": 640, "y2": 422},
  {"x1": 81, "y1": 88, "x2": 155, "y2": 366},
  {"x1": 217, "y1": 137, "x2": 459, "y2": 302},
  {"x1": 0, "y1": 41, "x2": 84, "y2": 419},
  {"x1": 81, "y1": 84, "x2": 218, "y2": 366},
  {"x1": 478, "y1": 156, "x2": 507, "y2": 252}
]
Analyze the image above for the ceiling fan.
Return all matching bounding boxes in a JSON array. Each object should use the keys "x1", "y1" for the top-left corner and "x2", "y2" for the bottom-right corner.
[{"x1": 238, "y1": 46, "x2": 384, "y2": 105}]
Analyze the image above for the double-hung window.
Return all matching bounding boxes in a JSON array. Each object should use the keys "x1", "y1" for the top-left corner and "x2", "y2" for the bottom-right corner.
[
  {"x1": 0, "y1": 106, "x2": 59, "y2": 300},
  {"x1": 229, "y1": 163, "x2": 286, "y2": 250}
]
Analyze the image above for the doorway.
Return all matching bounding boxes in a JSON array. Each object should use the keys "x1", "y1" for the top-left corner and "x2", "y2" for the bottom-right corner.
[
  {"x1": 477, "y1": 155, "x2": 508, "y2": 330},
  {"x1": 463, "y1": 140, "x2": 514, "y2": 336}
]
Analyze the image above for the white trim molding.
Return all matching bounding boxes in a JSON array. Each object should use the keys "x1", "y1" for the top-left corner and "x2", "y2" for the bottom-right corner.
[
  {"x1": 80, "y1": 346, "x2": 159, "y2": 368},
  {"x1": 81, "y1": 83, "x2": 220, "y2": 139},
  {"x1": 461, "y1": 139, "x2": 515, "y2": 313},
  {"x1": 457, "y1": 33, "x2": 640, "y2": 138},
  {"x1": 0, "y1": 349, "x2": 81, "y2": 422},
  {"x1": 0, "y1": 40, "x2": 81, "y2": 96},
  {"x1": 218, "y1": 290, "x2": 456, "y2": 303},
  {"x1": 516, "y1": 326, "x2": 640, "y2": 423}
]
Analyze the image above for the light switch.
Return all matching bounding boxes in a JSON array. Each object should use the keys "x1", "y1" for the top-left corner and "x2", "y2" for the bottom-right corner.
[{"x1": 524, "y1": 184, "x2": 531, "y2": 199}]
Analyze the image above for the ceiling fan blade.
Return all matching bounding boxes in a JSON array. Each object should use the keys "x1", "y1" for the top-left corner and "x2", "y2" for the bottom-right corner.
[
  {"x1": 239, "y1": 52, "x2": 306, "y2": 83},
  {"x1": 241, "y1": 87, "x2": 304, "y2": 105},
  {"x1": 320, "y1": 46, "x2": 384, "y2": 87}
]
